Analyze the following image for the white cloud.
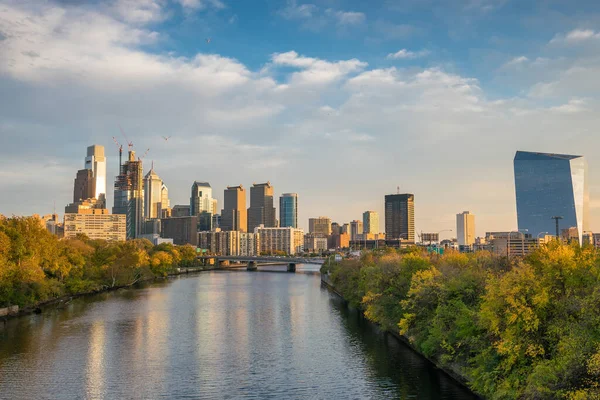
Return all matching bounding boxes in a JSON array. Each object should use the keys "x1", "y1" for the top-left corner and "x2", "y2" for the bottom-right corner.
[
  {"x1": 271, "y1": 51, "x2": 367, "y2": 85},
  {"x1": 502, "y1": 55, "x2": 528, "y2": 67},
  {"x1": 175, "y1": 0, "x2": 226, "y2": 10},
  {"x1": 111, "y1": 0, "x2": 166, "y2": 24},
  {"x1": 550, "y1": 29, "x2": 600, "y2": 44},
  {"x1": 386, "y1": 48, "x2": 429, "y2": 60},
  {"x1": 325, "y1": 9, "x2": 366, "y2": 25},
  {"x1": 549, "y1": 98, "x2": 588, "y2": 113},
  {"x1": 278, "y1": 1, "x2": 318, "y2": 19}
]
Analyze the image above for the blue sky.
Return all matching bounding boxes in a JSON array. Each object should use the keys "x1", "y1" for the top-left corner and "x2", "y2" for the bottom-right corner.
[{"x1": 2, "y1": 0, "x2": 600, "y2": 236}]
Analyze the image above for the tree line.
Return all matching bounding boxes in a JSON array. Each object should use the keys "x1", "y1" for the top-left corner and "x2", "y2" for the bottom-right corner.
[
  {"x1": 0, "y1": 216, "x2": 200, "y2": 309},
  {"x1": 323, "y1": 243, "x2": 600, "y2": 399}
]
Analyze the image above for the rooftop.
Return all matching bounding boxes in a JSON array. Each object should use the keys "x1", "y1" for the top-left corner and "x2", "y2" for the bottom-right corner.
[{"x1": 514, "y1": 150, "x2": 582, "y2": 161}]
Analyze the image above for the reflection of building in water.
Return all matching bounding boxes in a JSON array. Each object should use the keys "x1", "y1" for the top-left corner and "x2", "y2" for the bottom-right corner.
[{"x1": 85, "y1": 321, "x2": 105, "y2": 399}]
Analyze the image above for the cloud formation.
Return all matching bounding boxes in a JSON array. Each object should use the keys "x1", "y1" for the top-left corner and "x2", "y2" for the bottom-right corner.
[{"x1": 386, "y1": 49, "x2": 430, "y2": 60}]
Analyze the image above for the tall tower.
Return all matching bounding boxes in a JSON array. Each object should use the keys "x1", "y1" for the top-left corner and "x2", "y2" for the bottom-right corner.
[
  {"x1": 248, "y1": 182, "x2": 276, "y2": 232},
  {"x1": 456, "y1": 211, "x2": 475, "y2": 246},
  {"x1": 113, "y1": 150, "x2": 144, "y2": 239},
  {"x1": 190, "y1": 181, "x2": 214, "y2": 216},
  {"x1": 362, "y1": 211, "x2": 379, "y2": 234},
  {"x1": 160, "y1": 183, "x2": 170, "y2": 218},
  {"x1": 73, "y1": 168, "x2": 95, "y2": 203},
  {"x1": 279, "y1": 193, "x2": 298, "y2": 228},
  {"x1": 143, "y1": 164, "x2": 163, "y2": 219},
  {"x1": 385, "y1": 193, "x2": 415, "y2": 241},
  {"x1": 514, "y1": 151, "x2": 589, "y2": 244},
  {"x1": 221, "y1": 185, "x2": 247, "y2": 232},
  {"x1": 350, "y1": 220, "x2": 363, "y2": 240},
  {"x1": 85, "y1": 145, "x2": 107, "y2": 207},
  {"x1": 309, "y1": 216, "x2": 332, "y2": 236}
]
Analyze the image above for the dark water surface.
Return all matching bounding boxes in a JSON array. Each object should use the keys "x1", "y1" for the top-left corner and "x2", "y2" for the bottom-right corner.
[{"x1": 0, "y1": 266, "x2": 478, "y2": 399}]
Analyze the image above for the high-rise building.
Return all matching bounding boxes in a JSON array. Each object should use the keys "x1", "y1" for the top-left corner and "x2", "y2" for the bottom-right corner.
[
  {"x1": 190, "y1": 182, "x2": 214, "y2": 216},
  {"x1": 254, "y1": 226, "x2": 304, "y2": 255},
  {"x1": 331, "y1": 222, "x2": 341, "y2": 235},
  {"x1": 385, "y1": 194, "x2": 415, "y2": 241},
  {"x1": 84, "y1": 145, "x2": 107, "y2": 207},
  {"x1": 362, "y1": 211, "x2": 379, "y2": 234},
  {"x1": 113, "y1": 150, "x2": 144, "y2": 239},
  {"x1": 161, "y1": 216, "x2": 198, "y2": 246},
  {"x1": 143, "y1": 164, "x2": 163, "y2": 219},
  {"x1": 456, "y1": 211, "x2": 476, "y2": 247},
  {"x1": 221, "y1": 185, "x2": 247, "y2": 232},
  {"x1": 73, "y1": 169, "x2": 95, "y2": 203},
  {"x1": 248, "y1": 182, "x2": 276, "y2": 232},
  {"x1": 171, "y1": 205, "x2": 190, "y2": 218},
  {"x1": 309, "y1": 216, "x2": 332, "y2": 236},
  {"x1": 350, "y1": 220, "x2": 363, "y2": 241},
  {"x1": 64, "y1": 213, "x2": 126, "y2": 241},
  {"x1": 279, "y1": 193, "x2": 298, "y2": 228},
  {"x1": 514, "y1": 151, "x2": 589, "y2": 244},
  {"x1": 160, "y1": 183, "x2": 170, "y2": 218},
  {"x1": 304, "y1": 233, "x2": 328, "y2": 253},
  {"x1": 341, "y1": 223, "x2": 351, "y2": 236}
]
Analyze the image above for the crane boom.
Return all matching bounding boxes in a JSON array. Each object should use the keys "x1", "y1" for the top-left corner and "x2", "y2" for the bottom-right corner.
[{"x1": 118, "y1": 124, "x2": 133, "y2": 150}]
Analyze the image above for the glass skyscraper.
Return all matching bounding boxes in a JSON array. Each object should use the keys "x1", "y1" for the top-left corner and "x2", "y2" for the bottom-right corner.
[
  {"x1": 514, "y1": 151, "x2": 589, "y2": 244},
  {"x1": 279, "y1": 193, "x2": 298, "y2": 228}
]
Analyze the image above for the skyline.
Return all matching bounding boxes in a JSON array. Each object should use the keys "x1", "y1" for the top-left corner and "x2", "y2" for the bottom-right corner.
[{"x1": 2, "y1": 0, "x2": 600, "y2": 237}]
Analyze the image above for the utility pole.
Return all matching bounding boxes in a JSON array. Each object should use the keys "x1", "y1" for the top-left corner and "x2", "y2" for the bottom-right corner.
[{"x1": 551, "y1": 216, "x2": 563, "y2": 239}]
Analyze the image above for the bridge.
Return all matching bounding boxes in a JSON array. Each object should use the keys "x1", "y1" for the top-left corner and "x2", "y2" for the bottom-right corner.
[{"x1": 197, "y1": 255, "x2": 326, "y2": 272}]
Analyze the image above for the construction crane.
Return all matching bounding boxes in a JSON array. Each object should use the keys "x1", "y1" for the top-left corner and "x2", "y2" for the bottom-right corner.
[
  {"x1": 138, "y1": 148, "x2": 150, "y2": 161},
  {"x1": 119, "y1": 124, "x2": 133, "y2": 151},
  {"x1": 112, "y1": 136, "x2": 123, "y2": 169}
]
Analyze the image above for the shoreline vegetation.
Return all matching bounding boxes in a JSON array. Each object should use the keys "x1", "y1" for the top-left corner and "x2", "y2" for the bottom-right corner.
[
  {"x1": 0, "y1": 216, "x2": 207, "y2": 317},
  {"x1": 320, "y1": 244, "x2": 600, "y2": 400}
]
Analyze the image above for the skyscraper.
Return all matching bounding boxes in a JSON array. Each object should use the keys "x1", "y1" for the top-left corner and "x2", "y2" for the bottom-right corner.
[
  {"x1": 456, "y1": 211, "x2": 475, "y2": 247},
  {"x1": 143, "y1": 164, "x2": 163, "y2": 219},
  {"x1": 385, "y1": 193, "x2": 415, "y2": 241},
  {"x1": 113, "y1": 150, "x2": 144, "y2": 239},
  {"x1": 160, "y1": 183, "x2": 170, "y2": 218},
  {"x1": 73, "y1": 169, "x2": 95, "y2": 203},
  {"x1": 350, "y1": 220, "x2": 363, "y2": 240},
  {"x1": 514, "y1": 151, "x2": 589, "y2": 244},
  {"x1": 279, "y1": 193, "x2": 298, "y2": 228},
  {"x1": 309, "y1": 216, "x2": 332, "y2": 236},
  {"x1": 85, "y1": 145, "x2": 106, "y2": 207},
  {"x1": 190, "y1": 182, "x2": 214, "y2": 216},
  {"x1": 248, "y1": 182, "x2": 276, "y2": 232},
  {"x1": 362, "y1": 211, "x2": 379, "y2": 234},
  {"x1": 221, "y1": 185, "x2": 247, "y2": 232}
]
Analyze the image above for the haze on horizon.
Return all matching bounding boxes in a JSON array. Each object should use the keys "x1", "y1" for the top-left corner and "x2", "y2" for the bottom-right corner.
[{"x1": 1, "y1": 0, "x2": 600, "y2": 237}]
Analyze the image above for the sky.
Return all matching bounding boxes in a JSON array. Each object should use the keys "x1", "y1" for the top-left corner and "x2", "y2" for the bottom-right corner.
[{"x1": 2, "y1": 0, "x2": 600, "y2": 238}]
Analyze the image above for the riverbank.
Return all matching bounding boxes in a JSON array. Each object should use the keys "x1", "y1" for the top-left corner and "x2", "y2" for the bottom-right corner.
[
  {"x1": 2, "y1": 265, "x2": 215, "y2": 321},
  {"x1": 320, "y1": 272, "x2": 483, "y2": 399}
]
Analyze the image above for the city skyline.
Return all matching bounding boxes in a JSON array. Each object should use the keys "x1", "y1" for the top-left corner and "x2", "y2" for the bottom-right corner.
[{"x1": 3, "y1": 1, "x2": 600, "y2": 237}]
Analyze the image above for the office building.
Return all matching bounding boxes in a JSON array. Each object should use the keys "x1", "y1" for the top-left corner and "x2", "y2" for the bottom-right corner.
[
  {"x1": 331, "y1": 222, "x2": 341, "y2": 235},
  {"x1": 212, "y1": 214, "x2": 221, "y2": 230},
  {"x1": 73, "y1": 169, "x2": 95, "y2": 203},
  {"x1": 240, "y1": 232, "x2": 259, "y2": 256},
  {"x1": 385, "y1": 193, "x2": 415, "y2": 241},
  {"x1": 113, "y1": 151, "x2": 144, "y2": 239},
  {"x1": 84, "y1": 145, "x2": 107, "y2": 207},
  {"x1": 171, "y1": 205, "x2": 190, "y2": 218},
  {"x1": 254, "y1": 226, "x2": 304, "y2": 255},
  {"x1": 350, "y1": 220, "x2": 363, "y2": 241},
  {"x1": 221, "y1": 185, "x2": 247, "y2": 232},
  {"x1": 456, "y1": 211, "x2": 476, "y2": 247},
  {"x1": 304, "y1": 233, "x2": 328, "y2": 253},
  {"x1": 199, "y1": 231, "x2": 259, "y2": 256},
  {"x1": 161, "y1": 216, "x2": 198, "y2": 246},
  {"x1": 363, "y1": 211, "x2": 379, "y2": 234},
  {"x1": 248, "y1": 182, "x2": 276, "y2": 232},
  {"x1": 486, "y1": 232, "x2": 546, "y2": 257},
  {"x1": 309, "y1": 216, "x2": 332, "y2": 236},
  {"x1": 341, "y1": 223, "x2": 351, "y2": 236},
  {"x1": 198, "y1": 211, "x2": 212, "y2": 232},
  {"x1": 190, "y1": 181, "x2": 214, "y2": 216},
  {"x1": 329, "y1": 232, "x2": 350, "y2": 249},
  {"x1": 160, "y1": 183, "x2": 170, "y2": 218},
  {"x1": 64, "y1": 213, "x2": 126, "y2": 241},
  {"x1": 514, "y1": 151, "x2": 589, "y2": 244},
  {"x1": 144, "y1": 164, "x2": 163, "y2": 219},
  {"x1": 279, "y1": 193, "x2": 298, "y2": 228},
  {"x1": 65, "y1": 198, "x2": 107, "y2": 214}
]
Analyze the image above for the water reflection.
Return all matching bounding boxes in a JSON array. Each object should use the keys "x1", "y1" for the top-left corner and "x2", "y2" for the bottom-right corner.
[{"x1": 0, "y1": 268, "x2": 477, "y2": 399}]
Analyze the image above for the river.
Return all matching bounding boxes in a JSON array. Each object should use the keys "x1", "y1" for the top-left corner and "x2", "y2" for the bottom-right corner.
[{"x1": 0, "y1": 265, "x2": 478, "y2": 399}]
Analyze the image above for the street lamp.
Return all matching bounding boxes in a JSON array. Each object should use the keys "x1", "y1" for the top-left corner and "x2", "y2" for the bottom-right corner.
[
  {"x1": 435, "y1": 229, "x2": 453, "y2": 253},
  {"x1": 537, "y1": 231, "x2": 551, "y2": 245}
]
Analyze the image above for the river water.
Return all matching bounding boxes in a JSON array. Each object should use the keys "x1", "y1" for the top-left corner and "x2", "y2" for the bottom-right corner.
[{"x1": 0, "y1": 266, "x2": 477, "y2": 399}]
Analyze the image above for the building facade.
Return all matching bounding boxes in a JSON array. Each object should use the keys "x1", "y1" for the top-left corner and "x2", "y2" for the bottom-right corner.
[
  {"x1": 112, "y1": 150, "x2": 144, "y2": 239},
  {"x1": 144, "y1": 165, "x2": 163, "y2": 219},
  {"x1": 73, "y1": 169, "x2": 95, "y2": 203},
  {"x1": 456, "y1": 211, "x2": 476, "y2": 247},
  {"x1": 160, "y1": 183, "x2": 170, "y2": 218},
  {"x1": 304, "y1": 233, "x2": 328, "y2": 253},
  {"x1": 198, "y1": 230, "x2": 259, "y2": 256},
  {"x1": 350, "y1": 220, "x2": 363, "y2": 241},
  {"x1": 84, "y1": 145, "x2": 107, "y2": 207},
  {"x1": 309, "y1": 216, "x2": 332, "y2": 236},
  {"x1": 248, "y1": 182, "x2": 276, "y2": 232},
  {"x1": 514, "y1": 151, "x2": 589, "y2": 244},
  {"x1": 190, "y1": 181, "x2": 214, "y2": 216},
  {"x1": 384, "y1": 193, "x2": 415, "y2": 242},
  {"x1": 254, "y1": 226, "x2": 304, "y2": 255},
  {"x1": 64, "y1": 213, "x2": 126, "y2": 241},
  {"x1": 362, "y1": 211, "x2": 379, "y2": 235},
  {"x1": 279, "y1": 193, "x2": 298, "y2": 228},
  {"x1": 171, "y1": 205, "x2": 190, "y2": 218},
  {"x1": 221, "y1": 185, "x2": 247, "y2": 232},
  {"x1": 161, "y1": 216, "x2": 198, "y2": 246}
]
